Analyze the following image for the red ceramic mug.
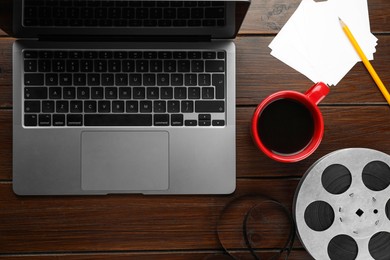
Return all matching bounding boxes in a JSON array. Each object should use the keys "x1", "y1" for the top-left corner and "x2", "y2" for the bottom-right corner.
[{"x1": 251, "y1": 82, "x2": 330, "y2": 163}]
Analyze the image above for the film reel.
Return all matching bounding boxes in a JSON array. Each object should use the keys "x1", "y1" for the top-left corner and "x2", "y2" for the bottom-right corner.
[{"x1": 294, "y1": 148, "x2": 390, "y2": 260}]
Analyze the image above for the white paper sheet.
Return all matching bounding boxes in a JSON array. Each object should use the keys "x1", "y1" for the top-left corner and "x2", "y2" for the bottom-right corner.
[{"x1": 269, "y1": 0, "x2": 377, "y2": 86}]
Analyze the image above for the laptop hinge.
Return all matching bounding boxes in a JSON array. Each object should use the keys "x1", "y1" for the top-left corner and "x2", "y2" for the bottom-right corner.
[{"x1": 38, "y1": 35, "x2": 212, "y2": 42}]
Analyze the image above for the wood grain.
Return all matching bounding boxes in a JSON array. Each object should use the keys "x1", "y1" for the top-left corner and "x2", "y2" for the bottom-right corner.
[
  {"x1": 0, "y1": 179, "x2": 299, "y2": 252},
  {"x1": 0, "y1": 0, "x2": 389, "y2": 259}
]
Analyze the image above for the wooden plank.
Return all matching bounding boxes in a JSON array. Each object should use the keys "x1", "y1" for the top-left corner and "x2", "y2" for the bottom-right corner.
[
  {"x1": 0, "y1": 35, "x2": 389, "y2": 108},
  {"x1": 2, "y1": 105, "x2": 390, "y2": 180},
  {"x1": 0, "y1": 179, "x2": 300, "y2": 253},
  {"x1": 240, "y1": 0, "x2": 390, "y2": 34}
]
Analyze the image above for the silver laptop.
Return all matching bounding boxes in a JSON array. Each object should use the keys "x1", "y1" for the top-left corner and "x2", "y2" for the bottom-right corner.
[{"x1": 12, "y1": 0, "x2": 250, "y2": 195}]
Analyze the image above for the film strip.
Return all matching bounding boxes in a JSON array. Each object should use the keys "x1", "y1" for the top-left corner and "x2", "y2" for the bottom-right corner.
[{"x1": 294, "y1": 148, "x2": 390, "y2": 260}]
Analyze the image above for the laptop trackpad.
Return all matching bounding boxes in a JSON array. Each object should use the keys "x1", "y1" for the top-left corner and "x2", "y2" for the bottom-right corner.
[{"x1": 81, "y1": 131, "x2": 169, "y2": 191}]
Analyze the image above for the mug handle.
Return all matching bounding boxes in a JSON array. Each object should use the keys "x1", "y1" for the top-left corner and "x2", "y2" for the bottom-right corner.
[{"x1": 305, "y1": 82, "x2": 330, "y2": 105}]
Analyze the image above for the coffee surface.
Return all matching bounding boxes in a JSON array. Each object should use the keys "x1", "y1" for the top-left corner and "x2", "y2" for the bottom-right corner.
[{"x1": 257, "y1": 98, "x2": 315, "y2": 154}]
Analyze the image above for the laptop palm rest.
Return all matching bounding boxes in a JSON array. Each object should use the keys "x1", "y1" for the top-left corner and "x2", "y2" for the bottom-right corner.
[{"x1": 81, "y1": 131, "x2": 169, "y2": 192}]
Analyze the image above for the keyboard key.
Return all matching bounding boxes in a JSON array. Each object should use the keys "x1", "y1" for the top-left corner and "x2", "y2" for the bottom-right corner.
[
  {"x1": 143, "y1": 74, "x2": 155, "y2": 86},
  {"x1": 42, "y1": 101, "x2": 55, "y2": 113},
  {"x1": 157, "y1": 74, "x2": 169, "y2": 86},
  {"x1": 77, "y1": 87, "x2": 90, "y2": 99},
  {"x1": 185, "y1": 74, "x2": 197, "y2": 86},
  {"x1": 88, "y1": 74, "x2": 100, "y2": 85},
  {"x1": 213, "y1": 74, "x2": 225, "y2": 99},
  {"x1": 164, "y1": 60, "x2": 176, "y2": 72},
  {"x1": 195, "y1": 101, "x2": 224, "y2": 113},
  {"x1": 49, "y1": 87, "x2": 62, "y2": 99},
  {"x1": 147, "y1": 87, "x2": 159, "y2": 99},
  {"x1": 171, "y1": 74, "x2": 183, "y2": 86},
  {"x1": 25, "y1": 73, "x2": 44, "y2": 85},
  {"x1": 98, "y1": 101, "x2": 111, "y2": 112},
  {"x1": 188, "y1": 51, "x2": 201, "y2": 59},
  {"x1": 38, "y1": 60, "x2": 51, "y2": 72},
  {"x1": 25, "y1": 87, "x2": 47, "y2": 99},
  {"x1": 166, "y1": 101, "x2": 179, "y2": 113},
  {"x1": 154, "y1": 100, "x2": 166, "y2": 113},
  {"x1": 119, "y1": 87, "x2": 131, "y2": 99},
  {"x1": 63, "y1": 87, "x2": 76, "y2": 99},
  {"x1": 122, "y1": 60, "x2": 135, "y2": 72},
  {"x1": 174, "y1": 87, "x2": 186, "y2": 99},
  {"x1": 84, "y1": 101, "x2": 97, "y2": 113},
  {"x1": 150, "y1": 60, "x2": 162, "y2": 72},
  {"x1": 140, "y1": 101, "x2": 152, "y2": 113},
  {"x1": 24, "y1": 114, "x2": 38, "y2": 126},
  {"x1": 205, "y1": 60, "x2": 224, "y2": 72},
  {"x1": 203, "y1": 51, "x2": 216, "y2": 59},
  {"x1": 202, "y1": 87, "x2": 214, "y2": 99},
  {"x1": 133, "y1": 87, "x2": 145, "y2": 99},
  {"x1": 60, "y1": 74, "x2": 73, "y2": 85},
  {"x1": 199, "y1": 120, "x2": 211, "y2": 126},
  {"x1": 108, "y1": 60, "x2": 121, "y2": 72},
  {"x1": 198, "y1": 74, "x2": 211, "y2": 86},
  {"x1": 126, "y1": 101, "x2": 138, "y2": 112},
  {"x1": 205, "y1": 7, "x2": 224, "y2": 18},
  {"x1": 191, "y1": 60, "x2": 204, "y2": 72},
  {"x1": 80, "y1": 60, "x2": 93, "y2": 72},
  {"x1": 53, "y1": 114, "x2": 66, "y2": 126},
  {"x1": 91, "y1": 87, "x2": 104, "y2": 99},
  {"x1": 101, "y1": 74, "x2": 114, "y2": 86},
  {"x1": 188, "y1": 87, "x2": 200, "y2": 99},
  {"x1": 46, "y1": 73, "x2": 58, "y2": 85},
  {"x1": 199, "y1": 114, "x2": 211, "y2": 120},
  {"x1": 24, "y1": 60, "x2": 37, "y2": 72},
  {"x1": 171, "y1": 114, "x2": 183, "y2": 126},
  {"x1": 185, "y1": 120, "x2": 197, "y2": 126},
  {"x1": 67, "y1": 114, "x2": 83, "y2": 126},
  {"x1": 24, "y1": 51, "x2": 38, "y2": 59},
  {"x1": 105, "y1": 87, "x2": 117, "y2": 99},
  {"x1": 178, "y1": 60, "x2": 190, "y2": 72},
  {"x1": 212, "y1": 120, "x2": 225, "y2": 126},
  {"x1": 115, "y1": 74, "x2": 128, "y2": 86},
  {"x1": 39, "y1": 114, "x2": 51, "y2": 126},
  {"x1": 112, "y1": 101, "x2": 124, "y2": 113},
  {"x1": 25, "y1": 101, "x2": 40, "y2": 113},
  {"x1": 84, "y1": 114, "x2": 152, "y2": 126},
  {"x1": 161, "y1": 87, "x2": 173, "y2": 99},
  {"x1": 129, "y1": 74, "x2": 142, "y2": 86},
  {"x1": 181, "y1": 101, "x2": 194, "y2": 113},
  {"x1": 154, "y1": 114, "x2": 169, "y2": 126},
  {"x1": 70, "y1": 101, "x2": 83, "y2": 113},
  {"x1": 73, "y1": 73, "x2": 86, "y2": 85},
  {"x1": 56, "y1": 101, "x2": 69, "y2": 113}
]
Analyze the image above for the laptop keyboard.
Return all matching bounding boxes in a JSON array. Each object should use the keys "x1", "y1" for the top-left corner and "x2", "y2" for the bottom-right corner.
[
  {"x1": 23, "y1": 49, "x2": 226, "y2": 127},
  {"x1": 23, "y1": 1, "x2": 226, "y2": 28}
]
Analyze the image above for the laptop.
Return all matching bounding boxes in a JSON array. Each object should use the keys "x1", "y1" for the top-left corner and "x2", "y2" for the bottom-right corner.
[{"x1": 12, "y1": 0, "x2": 250, "y2": 195}]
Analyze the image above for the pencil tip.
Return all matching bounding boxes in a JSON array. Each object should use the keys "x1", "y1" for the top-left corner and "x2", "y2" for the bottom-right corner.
[{"x1": 338, "y1": 17, "x2": 345, "y2": 26}]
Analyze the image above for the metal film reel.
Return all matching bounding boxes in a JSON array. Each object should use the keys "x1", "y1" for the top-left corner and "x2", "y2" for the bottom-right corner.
[{"x1": 294, "y1": 148, "x2": 390, "y2": 260}]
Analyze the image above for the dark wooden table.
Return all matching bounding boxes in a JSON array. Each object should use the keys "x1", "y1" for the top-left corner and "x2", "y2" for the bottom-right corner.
[{"x1": 1, "y1": 0, "x2": 389, "y2": 259}]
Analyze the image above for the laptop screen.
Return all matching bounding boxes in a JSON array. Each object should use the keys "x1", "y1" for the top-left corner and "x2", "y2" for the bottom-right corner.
[{"x1": 13, "y1": 0, "x2": 250, "y2": 39}]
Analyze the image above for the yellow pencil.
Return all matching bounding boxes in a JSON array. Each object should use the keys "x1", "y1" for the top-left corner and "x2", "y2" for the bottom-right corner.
[{"x1": 339, "y1": 18, "x2": 390, "y2": 105}]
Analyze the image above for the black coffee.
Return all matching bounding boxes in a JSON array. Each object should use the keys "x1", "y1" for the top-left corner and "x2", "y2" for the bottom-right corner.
[{"x1": 257, "y1": 98, "x2": 315, "y2": 154}]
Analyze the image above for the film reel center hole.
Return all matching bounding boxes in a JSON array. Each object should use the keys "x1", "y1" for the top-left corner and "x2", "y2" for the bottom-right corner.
[{"x1": 355, "y1": 209, "x2": 364, "y2": 217}]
